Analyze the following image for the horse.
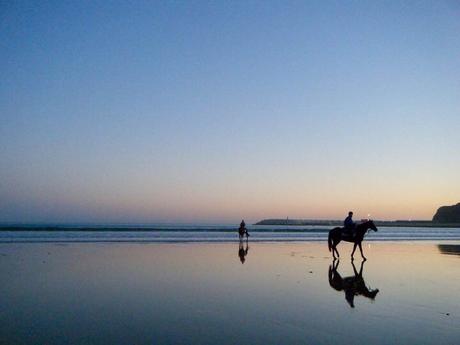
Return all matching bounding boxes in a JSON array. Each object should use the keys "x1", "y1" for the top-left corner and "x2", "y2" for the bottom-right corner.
[
  {"x1": 328, "y1": 220, "x2": 378, "y2": 260},
  {"x1": 238, "y1": 226, "x2": 250, "y2": 240},
  {"x1": 328, "y1": 259, "x2": 379, "y2": 308}
]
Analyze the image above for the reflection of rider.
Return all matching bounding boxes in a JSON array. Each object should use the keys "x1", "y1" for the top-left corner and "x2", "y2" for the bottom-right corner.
[{"x1": 344, "y1": 211, "x2": 355, "y2": 235}]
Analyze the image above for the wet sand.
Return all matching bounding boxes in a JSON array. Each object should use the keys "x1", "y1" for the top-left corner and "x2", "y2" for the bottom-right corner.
[{"x1": 0, "y1": 241, "x2": 459, "y2": 344}]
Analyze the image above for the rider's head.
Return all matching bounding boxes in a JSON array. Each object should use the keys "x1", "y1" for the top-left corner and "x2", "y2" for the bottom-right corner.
[{"x1": 348, "y1": 211, "x2": 353, "y2": 217}]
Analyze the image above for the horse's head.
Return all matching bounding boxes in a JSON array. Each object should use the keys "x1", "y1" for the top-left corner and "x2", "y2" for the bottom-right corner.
[
  {"x1": 369, "y1": 288, "x2": 379, "y2": 299},
  {"x1": 367, "y1": 220, "x2": 378, "y2": 232}
]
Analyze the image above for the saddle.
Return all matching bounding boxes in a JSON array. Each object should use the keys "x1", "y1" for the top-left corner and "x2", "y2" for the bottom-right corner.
[{"x1": 340, "y1": 227, "x2": 355, "y2": 240}]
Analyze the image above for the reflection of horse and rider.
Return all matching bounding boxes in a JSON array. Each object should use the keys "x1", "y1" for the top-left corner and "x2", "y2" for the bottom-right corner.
[
  {"x1": 238, "y1": 240, "x2": 249, "y2": 264},
  {"x1": 237, "y1": 219, "x2": 249, "y2": 264},
  {"x1": 328, "y1": 211, "x2": 378, "y2": 260},
  {"x1": 328, "y1": 259, "x2": 379, "y2": 308}
]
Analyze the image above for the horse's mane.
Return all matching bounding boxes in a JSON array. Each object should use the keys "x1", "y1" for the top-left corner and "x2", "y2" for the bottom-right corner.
[
  {"x1": 355, "y1": 220, "x2": 376, "y2": 234},
  {"x1": 358, "y1": 219, "x2": 374, "y2": 227}
]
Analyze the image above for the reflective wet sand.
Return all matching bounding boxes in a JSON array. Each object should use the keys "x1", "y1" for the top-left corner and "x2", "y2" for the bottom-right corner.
[{"x1": 0, "y1": 241, "x2": 459, "y2": 344}]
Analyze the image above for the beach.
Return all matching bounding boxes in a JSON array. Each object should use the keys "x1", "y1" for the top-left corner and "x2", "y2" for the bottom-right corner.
[
  {"x1": 3, "y1": 1, "x2": 459, "y2": 344},
  {"x1": 1, "y1": 240, "x2": 459, "y2": 344}
]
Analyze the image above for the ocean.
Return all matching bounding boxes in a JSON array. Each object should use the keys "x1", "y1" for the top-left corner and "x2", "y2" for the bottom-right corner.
[{"x1": 1, "y1": 224, "x2": 459, "y2": 242}]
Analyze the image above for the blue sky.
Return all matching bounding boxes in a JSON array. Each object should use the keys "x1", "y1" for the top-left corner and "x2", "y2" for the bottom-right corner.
[{"x1": 1, "y1": 1, "x2": 459, "y2": 223}]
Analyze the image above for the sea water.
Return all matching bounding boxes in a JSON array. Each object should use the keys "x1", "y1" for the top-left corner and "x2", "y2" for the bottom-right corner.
[{"x1": 0, "y1": 224, "x2": 459, "y2": 242}]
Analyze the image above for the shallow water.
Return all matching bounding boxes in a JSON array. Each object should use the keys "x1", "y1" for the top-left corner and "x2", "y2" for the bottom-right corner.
[
  {"x1": 1, "y1": 225, "x2": 460, "y2": 242},
  {"x1": 0, "y1": 241, "x2": 459, "y2": 344}
]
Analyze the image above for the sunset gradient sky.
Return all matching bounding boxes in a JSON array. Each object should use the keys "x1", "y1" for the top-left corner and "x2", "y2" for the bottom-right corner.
[{"x1": 1, "y1": 1, "x2": 459, "y2": 223}]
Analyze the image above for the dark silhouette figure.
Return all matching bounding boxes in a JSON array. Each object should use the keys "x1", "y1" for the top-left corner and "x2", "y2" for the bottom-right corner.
[
  {"x1": 328, "y1": 220, "x2": 378, "y2": 260},
  {"x1": 238, "y1": 219, "x2": 250, "y2": 240},
  {"x1": 343, "y1": 211, "x2": 356, "y2": 235},
  {"x1": 238, "y1": 239, "x2": 249, "y2": 264},
  {"x1": 328, "y1": 259, "x2": 379, "y2": 308}
]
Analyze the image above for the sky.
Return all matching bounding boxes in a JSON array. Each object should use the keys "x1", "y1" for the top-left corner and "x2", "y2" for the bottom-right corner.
[{"x1": 1, "y1": 1, "x2": 459, "y2": 224}]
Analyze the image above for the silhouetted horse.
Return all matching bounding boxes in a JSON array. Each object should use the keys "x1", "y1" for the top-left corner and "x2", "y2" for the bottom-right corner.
[
  {"x1": 328, "y1": 220, "x2": 377, "y2": 260},
  {"x1": 238, "y1": 239, "x2": 249, "y2": 264},
  {"x1": 238, "y1": 226, "x2": 250, "y2": 240},
  {"x1": 328, "y1": 259, "x2": 379, "y2": 308}
]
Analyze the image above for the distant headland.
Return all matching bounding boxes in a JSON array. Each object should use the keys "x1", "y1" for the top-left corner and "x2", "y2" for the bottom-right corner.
[
  {"x1": 256, "y1": 203, "x2": 460, "y2": 228},
  {"x1": 432, "y1": 203, "x2": 460, "y2": 223}
]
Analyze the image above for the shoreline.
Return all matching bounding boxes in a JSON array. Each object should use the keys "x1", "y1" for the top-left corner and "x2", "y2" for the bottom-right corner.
[
  {"x1": 1, "y1": 239, "x2": 460, "y2": 245},
  {"x1": 2, "y1": 226, "x2": 460, "y2": 243}
]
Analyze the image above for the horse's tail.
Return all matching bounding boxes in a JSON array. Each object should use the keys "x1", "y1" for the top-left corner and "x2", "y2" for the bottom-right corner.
[{"x1": 328, "y1": 231, "x2": 333, "y2": 252}]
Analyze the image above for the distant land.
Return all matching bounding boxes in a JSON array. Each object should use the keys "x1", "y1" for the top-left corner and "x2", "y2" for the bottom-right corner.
[
  {"x1": 256, "y1": 203, "x2": 460, "y2": 228},
  {"x1": 1, "y1": 204, "x2": 459, "y2": 231},
  {"x1": 432, "y1": 203, "x2": 460, "y2": 223},
  {"x1": 255, "y1": 219, "x2": 459, "y2": 228}
]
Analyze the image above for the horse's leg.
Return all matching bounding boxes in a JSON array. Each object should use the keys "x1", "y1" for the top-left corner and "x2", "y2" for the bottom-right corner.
[
  {"x1": 358, "y1": 242, "x2": 366, "y2": 260},
  {"x1": 351, "y1": 259, "x2": 358, "y2": 276},
  {"x1": 335, "y1": 238, "x2": 341, "y2": 258},
  {"x1": 331, "y1": 238, "x2": 339, "y2": 258},
  {"x1": 351, "y1": 243, "x2": 357, "y2": 260},
  {"x1": 334, "y1": 258, "x2": 340, "y2": 270},
  {"x1": 331, "y1": 236, "x2": 339, "y2": 258},
  {"x1": 358, "y1": 259, "x2": 364, "y2": 276}
]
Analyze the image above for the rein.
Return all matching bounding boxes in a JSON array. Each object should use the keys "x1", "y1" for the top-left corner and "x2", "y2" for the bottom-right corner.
[{"x1": 358, "y1": 222, "x2": 373, "y2": 236}]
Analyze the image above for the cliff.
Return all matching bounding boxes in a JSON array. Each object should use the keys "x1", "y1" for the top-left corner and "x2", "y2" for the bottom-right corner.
[{"x1": 432, "y1": 203, "x2": 460, "y2": 223}]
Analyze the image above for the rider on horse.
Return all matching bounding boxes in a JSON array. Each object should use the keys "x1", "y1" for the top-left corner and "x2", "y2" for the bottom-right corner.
[
  {"x1": 239, "y1": 219, "x2": 250, "y2": 238},
  {"x1": 329, "y1": 217, "x2": 378, "y2": 259},
  {"x1": 344, "y1": 211, "x2": 356, "y2": 236}
]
